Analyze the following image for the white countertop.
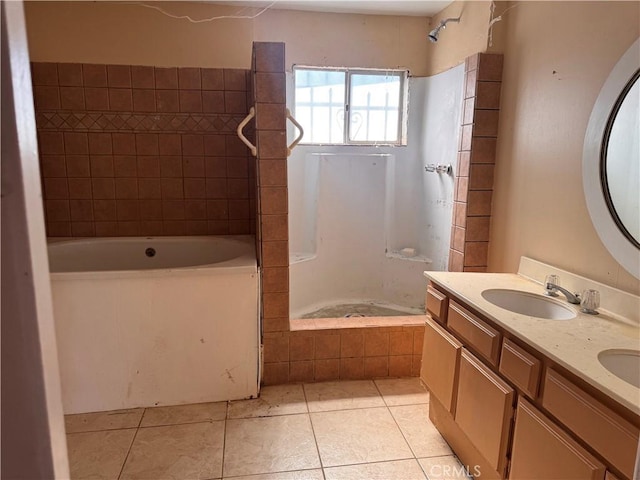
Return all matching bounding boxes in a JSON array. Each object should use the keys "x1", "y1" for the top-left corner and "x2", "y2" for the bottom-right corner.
[{"x1": 424, "y1": 271, "x2": 640, "y2": 417}]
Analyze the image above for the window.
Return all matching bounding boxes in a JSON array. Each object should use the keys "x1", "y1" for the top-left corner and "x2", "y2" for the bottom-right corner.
[{"x1": 294, "y1": 67, "x2": 408, "y2": 145}]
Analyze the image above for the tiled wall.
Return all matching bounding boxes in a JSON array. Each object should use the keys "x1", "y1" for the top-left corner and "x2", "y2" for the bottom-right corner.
[
  {"x1": 450, "y1": 53, "x2": 504, "y2": 272},
  {"x1": 263, "y1": 324, "x2": 425, "y2": 385},
  {"x1": 252, "y1": 43, "x2": 293, "y2": 379},
  {"x1": 32, "y1": 62, "x2": 255, "y2": 237}
]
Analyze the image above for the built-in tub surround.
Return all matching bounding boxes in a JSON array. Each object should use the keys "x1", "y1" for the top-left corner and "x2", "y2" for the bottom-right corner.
[
  {"x1": 424, "y1": 257, "x2": 640, "y2": 415},
  {"x1": 264, "y1": 318, "x2": 426, "y2": 385},
  {"x1": 49, "y1": 235, "x2": 259, "y2": 414},
  {"x1": 31, "y1": 62, "x2": 255, "y2": 237}
]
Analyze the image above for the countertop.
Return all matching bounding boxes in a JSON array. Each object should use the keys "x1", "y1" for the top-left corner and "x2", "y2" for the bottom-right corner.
[{"x1": 424, "y1": 271, "x2": 640, "y2": 417}]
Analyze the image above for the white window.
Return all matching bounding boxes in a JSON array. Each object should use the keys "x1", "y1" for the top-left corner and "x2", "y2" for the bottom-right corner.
[{"x1": 294, "y1": 67, "x2": 408, "y2": 146}]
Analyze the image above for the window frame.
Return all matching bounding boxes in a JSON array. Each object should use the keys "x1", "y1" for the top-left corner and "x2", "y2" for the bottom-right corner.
[{"x1": 293, "y1": 65, "x2": 409, "y2": 146}]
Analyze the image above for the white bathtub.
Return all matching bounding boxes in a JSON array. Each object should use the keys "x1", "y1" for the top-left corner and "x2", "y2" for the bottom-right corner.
[{"x1": 49, "y1": 235, "x2": 260, "y2": 414}]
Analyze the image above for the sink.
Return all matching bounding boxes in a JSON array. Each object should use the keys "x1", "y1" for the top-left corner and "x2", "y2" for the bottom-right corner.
[
  {"x1": 481, "y1": 289, "x2": 577, "y2": 320},
  {"x1": 598, "y1": 349, "x2": 640, "y2": 388}
]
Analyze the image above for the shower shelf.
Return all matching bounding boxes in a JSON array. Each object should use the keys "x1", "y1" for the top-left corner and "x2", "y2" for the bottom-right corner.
[
  {"x1": 386, "y1": 252, "x2": 433, "y2": 263},
  {"x1": 289, "y1": 252, "x2": 317, "y2": 264}
]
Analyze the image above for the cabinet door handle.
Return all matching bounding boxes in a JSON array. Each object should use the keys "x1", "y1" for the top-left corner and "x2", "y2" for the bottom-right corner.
[
  {"x1": 237, "y1": 107, "x2": 257, "y2": 156},
  {"x1": 286, "y1": 108, "x2": 304, "y2": 156}
]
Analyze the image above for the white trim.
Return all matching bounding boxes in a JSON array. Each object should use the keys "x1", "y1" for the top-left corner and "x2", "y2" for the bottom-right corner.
[
  {"x1": 583, "y1": 38, "x2": 640, "y2": 279},
  {"x1": 293, "y1": 65, "x2": 409, "y2": 146}
]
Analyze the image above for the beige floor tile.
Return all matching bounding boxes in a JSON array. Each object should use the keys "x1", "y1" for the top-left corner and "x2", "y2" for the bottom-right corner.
[
  {"x1": 223, "y1": 414, "x2": 320, "y2": 477},
  {"x1": 120, "y1": 421, "x2": 224, "y2": 479},
  {"x1": 311, "y1": 407, "x2": 413, "y2": 467},
  {"x1": 390, "y1": 404, "x2": 452, "y2": 458},
  {"x1": 223, "y1": 469, "x2": 324, "y2": 480},
  {"x1": 419, "y1": 456, "x2": 472, "y2": 480},
  {"x1": 65, "y1": 408, "x2": 143, "y2": 433},
  {"x1": 324, "y1": 459, "x2": 427, "y2": 480},
  {"x1": 140, "y1": 401, "x2": 227, "y2": 427},
  {"x1": 304, "y1": 380, "x2": 385, "y2": 412},
  {"x1": 227, "y1": 384, "x2": 307, "y2": 419},
  {"x1": 374, "y1": 377, "x2": 430, "y2": 406},
  {"x1": 66, "y1": 429, "x2": 136, "y2": 479}
]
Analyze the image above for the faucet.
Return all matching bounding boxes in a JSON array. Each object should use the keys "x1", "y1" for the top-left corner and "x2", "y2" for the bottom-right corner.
[{"x1": 545, "y1": 283, "x2": 581, "y2": 304}]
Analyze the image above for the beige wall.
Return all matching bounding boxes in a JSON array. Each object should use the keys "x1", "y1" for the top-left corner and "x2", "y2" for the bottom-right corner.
[
  {"x1": 490, "y1": 1, "x2": 640, "y2": 294},
  {"x1": 253, "y1": 9, "x2": 428, "y2": 73},
  {"x1": 24, "y1": 2, "x2": 430, "y2": 75},
  {"x1": 424, "y1": 0, "x2": 494, "y2": 76}
]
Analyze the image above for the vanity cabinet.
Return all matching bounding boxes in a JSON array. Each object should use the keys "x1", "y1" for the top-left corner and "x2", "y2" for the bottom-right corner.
[
  {"x1": 421, "y1": 317, "x2": 462, "y2": 414},
  {"x1": 542, "y1": 369, "x2": 639, "y2": 479},
  {"x1": 421, "y1": 281, "x2": 639, "y2": 480},
  {"x1": 499, "y1": 338, "x2": 541, "y2": 399},
  {"x1": 455, "y1": 349, "x2": 514, "y2": 476},
  {"x1": 426, "y1": 285, "x2": 449, "y2": 324},
  {"x1": 449, "y1": 301, "x2": 501, "y2": 366},
  {"x1": 509, "y1": 397, "x2": 606, "y2": 480}
]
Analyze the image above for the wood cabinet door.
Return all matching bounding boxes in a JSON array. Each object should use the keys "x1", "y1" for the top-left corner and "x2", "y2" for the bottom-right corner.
[
  {"x1": 510, "y1": 398, "x2": 606, "y2": 480},
  {"x1": 421, "y1": 318, "x2": 462, "y2": 414},
  {"x1": 454, "y1": 349, "x2": 514, "y2": 476}
]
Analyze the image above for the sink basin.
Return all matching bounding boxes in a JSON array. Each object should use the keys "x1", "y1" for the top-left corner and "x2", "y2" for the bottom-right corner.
[
  {"x1": 481, "y1": 289, "x2": 577, "y2": 320},
  {"x1": 598, "y1": 349, "x2": 640, "y2": 388}
]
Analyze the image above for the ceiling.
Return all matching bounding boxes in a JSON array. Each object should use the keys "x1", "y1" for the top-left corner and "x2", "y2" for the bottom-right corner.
[{"x1": 216, "y1": 1, "x2": 453, "y2": 17}]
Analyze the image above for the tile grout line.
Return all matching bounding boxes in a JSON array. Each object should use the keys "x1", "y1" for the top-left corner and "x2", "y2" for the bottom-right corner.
[
  {"x1": 322, "y1": 456, "x2": 428, "y2": 475},
  {"x1": 372, "y1": 379, "x2": 424, "y2": 465},
  {"x1": 312, "y1": 380, "x2": 418, "y2": 476},
  {"x1": 116, "y1": 407, "x2": 146, "y2": 480},
  {"x1": 66, "y1": 426, "x2": 139, "y2": 435},
  {"x1": 220, "y1": 401, "x2": 230, "y2": 479},
  {"x1": 301, "y1": 383, "x2": 327, "y2": 480}
]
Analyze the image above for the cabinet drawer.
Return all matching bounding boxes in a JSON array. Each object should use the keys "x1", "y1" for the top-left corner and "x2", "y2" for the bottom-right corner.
[
  {"x1": 542, "y1": 369, "x2": 639, "y2": 479},
  {"x1": 448, "y1": 301, "x2": 501, "y2": 366},
  {"x1": 426, "y1": 284, "x2": 448, "y2": 324},
  {"x1": 421, "y1": 318, "x2": 462, "y2": 414},
  {"x1": 499, "y1": 338, "x2": 541, "y2": 398},
  {"x1": 455, "y1": 349, "x2": 514, "y2": 476},
  {"x1": 510, "y1": 398, "x2": 606, "y2": 480}
]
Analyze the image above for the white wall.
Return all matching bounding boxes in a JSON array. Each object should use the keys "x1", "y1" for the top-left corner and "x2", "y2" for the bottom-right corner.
[
  {"x1": 52, "y1": 269, "x2": 259, "y2": 414},
  {"x1": 288, "y1": 65, "x2": 464, "y2": 318}
]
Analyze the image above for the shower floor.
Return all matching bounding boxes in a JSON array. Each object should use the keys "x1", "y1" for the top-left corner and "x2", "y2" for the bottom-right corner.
[{"x1": 300, "y1": 302, "x2": 421, "y2": 319}]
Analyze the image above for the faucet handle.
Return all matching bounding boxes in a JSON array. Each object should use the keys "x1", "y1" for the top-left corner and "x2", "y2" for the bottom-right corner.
[
  {"x1": 544, "y1": 274, "x2": 560, "y2": 296},
  {"x1": 580, "y1": 289, "x2": 600, "y2": 315}
]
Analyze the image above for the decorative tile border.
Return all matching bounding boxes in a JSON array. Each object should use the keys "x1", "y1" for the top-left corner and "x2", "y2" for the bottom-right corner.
[{"x1": 36, "y1": 111, "x2": 247, "y2": 134}]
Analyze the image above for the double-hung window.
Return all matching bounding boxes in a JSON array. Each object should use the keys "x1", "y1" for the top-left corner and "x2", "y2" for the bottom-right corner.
[{"x1": 294, "y1": 66, "x2": 408, "y2": 146}]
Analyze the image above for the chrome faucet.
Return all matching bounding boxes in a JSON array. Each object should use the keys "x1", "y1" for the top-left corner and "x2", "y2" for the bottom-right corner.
[{"x1": 545, "y1": 283, "x2": 581, "y2": 304}]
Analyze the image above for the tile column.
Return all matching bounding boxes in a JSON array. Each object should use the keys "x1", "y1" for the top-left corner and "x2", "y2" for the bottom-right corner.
[
  {"x1": 252, "y1": 42, "x2": 291, "y2": 385},
  {"x1": 450, "y1": 53, "x2": 504, "y2": 272}
]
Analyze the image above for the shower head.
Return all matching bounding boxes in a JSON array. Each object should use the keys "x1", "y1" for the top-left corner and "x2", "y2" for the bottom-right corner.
[{"x1": 428, "y1": 16, "x2": 461, "y2": 43}]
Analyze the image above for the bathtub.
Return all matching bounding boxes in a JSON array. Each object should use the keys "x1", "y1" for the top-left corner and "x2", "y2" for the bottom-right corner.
[{"x1": 49, "y1": 235, "x2": 259, "y2": 414}]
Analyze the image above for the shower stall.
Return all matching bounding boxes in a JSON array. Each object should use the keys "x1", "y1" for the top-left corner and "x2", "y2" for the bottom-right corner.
[{"x1": 287, "y1": 64, "x2": 465, "y2": 319}]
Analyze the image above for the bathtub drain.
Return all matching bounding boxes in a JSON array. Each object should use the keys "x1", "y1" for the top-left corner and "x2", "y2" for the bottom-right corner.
[{"x1": 145, "y1": 247, "x2": 156, "y2": 257}]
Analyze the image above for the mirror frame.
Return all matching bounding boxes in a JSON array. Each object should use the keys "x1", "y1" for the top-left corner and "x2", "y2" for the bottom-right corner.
[{"x1": 583, "y1": 38, "x2": 640, "y2": 280}]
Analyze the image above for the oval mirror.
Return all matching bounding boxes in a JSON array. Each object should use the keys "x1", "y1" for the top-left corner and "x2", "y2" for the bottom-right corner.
[
  {"x1": 601, "y1": 71, "x2": 640, "y2": 248},
  {"x1": 583, "y1": 38, "x2": 640, "y2": 279}
]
